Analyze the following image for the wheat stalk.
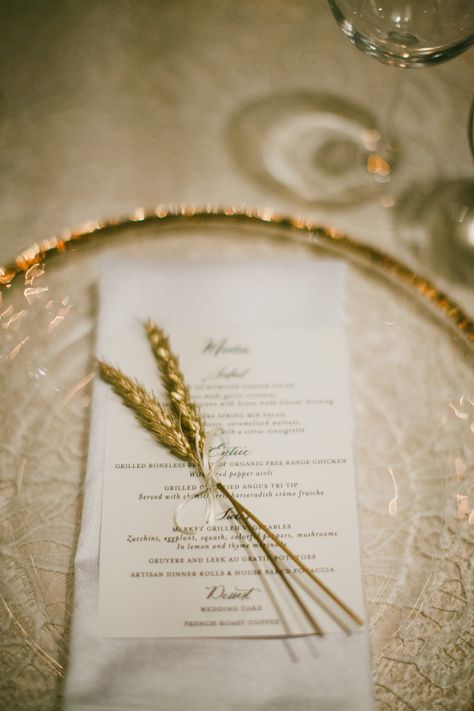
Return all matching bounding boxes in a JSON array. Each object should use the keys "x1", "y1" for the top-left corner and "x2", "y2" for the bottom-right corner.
[
  {"x1": 145, "y1": 320, "x2": 205, "y2": 456},
  {"x1": 145, "y1": 320, "x2": 205, "y2": 454},
  {"x1": 98, "y1": 361, "x2": 199, "y2": 468}
]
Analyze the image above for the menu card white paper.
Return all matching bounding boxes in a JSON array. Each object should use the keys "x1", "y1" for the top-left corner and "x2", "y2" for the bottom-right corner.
[
  {"x1": 64, "y1": 258, "x2": 374, "y2": 710},
  {"x1": 99, "y1": 323, "x2": 364, "y2": 638}
]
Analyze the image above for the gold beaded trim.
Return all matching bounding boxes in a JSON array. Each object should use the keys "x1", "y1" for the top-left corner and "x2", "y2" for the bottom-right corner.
[{"x1": 0, "y1": 204, "x2": 472, "y2": 345}]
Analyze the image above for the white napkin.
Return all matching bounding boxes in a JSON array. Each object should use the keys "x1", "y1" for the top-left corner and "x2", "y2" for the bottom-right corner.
[{"x1": 63, "y1": 259, "x2": 373, "y2": 711}]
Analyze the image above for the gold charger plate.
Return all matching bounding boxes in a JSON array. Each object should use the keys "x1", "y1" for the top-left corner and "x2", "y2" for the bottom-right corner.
[{"x1": 0, "y1": 206, "x2": 473, "y2": 710}]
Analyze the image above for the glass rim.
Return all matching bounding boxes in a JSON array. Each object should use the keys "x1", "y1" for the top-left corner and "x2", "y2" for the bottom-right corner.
[{"x1": 1, "y1": 203, "x2": 473, "y2": 346}]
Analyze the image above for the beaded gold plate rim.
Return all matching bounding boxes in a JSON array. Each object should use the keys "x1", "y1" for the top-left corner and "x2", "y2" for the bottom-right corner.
[{"x1": 0, "y1": 203, "x2": 473, "y2": 346}]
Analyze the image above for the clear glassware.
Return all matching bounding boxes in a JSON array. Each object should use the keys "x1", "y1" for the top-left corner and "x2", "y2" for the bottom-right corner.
[
  {"x1": 327, "y1": 1, "x2": 474, "y2": 283},
  {"x1": 328, "y1": 0, "x2": 474, "y2": 67},
  {"x1": 229, "y1": 3, "x2": 473, "y2": 213}
]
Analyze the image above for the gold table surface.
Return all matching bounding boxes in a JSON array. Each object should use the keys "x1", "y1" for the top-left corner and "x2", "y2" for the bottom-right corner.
[{"x1": 0, "y1": 2, "x2": 473, "y2": 710}]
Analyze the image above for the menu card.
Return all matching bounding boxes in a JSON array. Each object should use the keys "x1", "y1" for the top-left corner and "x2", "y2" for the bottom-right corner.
[{"x1": 97, "y1": 259, "x2": 364, "y2": 638}]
